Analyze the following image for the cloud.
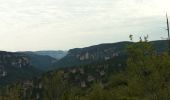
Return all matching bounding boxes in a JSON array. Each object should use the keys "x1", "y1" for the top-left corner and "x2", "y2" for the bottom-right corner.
[{"x1": 0, "y1": 0, "x2": 169, "y2": 51}]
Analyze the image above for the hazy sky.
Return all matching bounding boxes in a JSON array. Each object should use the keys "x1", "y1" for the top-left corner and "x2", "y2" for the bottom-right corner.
[{"x1": 0, "y1": 0, "x2": 169, "y2": 51}]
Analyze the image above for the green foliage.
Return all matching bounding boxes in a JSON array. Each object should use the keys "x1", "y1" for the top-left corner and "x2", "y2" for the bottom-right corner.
[
  {"x1": 125, "y1": 42, "x2": 170, "y2": 99},
  {"x1": 86, "y1": 84, "x2": 113, "y2": 100},
  {"x1": 1, "y1": 41, "x2": 170, "y2": 100},
  {"x1": 108, "y1": 41, "x2": 170, "y2": 99},
  {"x1": 42, "y1": 71, "x2": 69, "y2": 100},
  {"x1": 0, "y1": 84, "x2": 23, "y2": 100}
]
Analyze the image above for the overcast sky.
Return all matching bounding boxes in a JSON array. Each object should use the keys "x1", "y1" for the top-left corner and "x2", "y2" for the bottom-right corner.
[{"x1": 0, "y1": 0, "x2": 169, "y2": 51}]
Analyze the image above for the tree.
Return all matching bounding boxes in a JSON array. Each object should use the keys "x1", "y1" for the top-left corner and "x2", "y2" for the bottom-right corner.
[
  {"x1": 42, "y1": 71, "x2": 69, "y2": 100},
  {"x1": 115, "y1": 41, "x2": 170, "y2": 99}
]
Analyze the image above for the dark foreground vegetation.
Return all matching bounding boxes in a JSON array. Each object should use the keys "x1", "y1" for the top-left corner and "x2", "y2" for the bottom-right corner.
[{"x1": 0, "y1": 40, "x2": 170, "y2": 100}]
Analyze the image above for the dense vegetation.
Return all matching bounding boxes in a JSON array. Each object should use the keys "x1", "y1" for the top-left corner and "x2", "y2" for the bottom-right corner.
[{"x1": 1, "y1": 40, "x2": 170, "y2": 100}]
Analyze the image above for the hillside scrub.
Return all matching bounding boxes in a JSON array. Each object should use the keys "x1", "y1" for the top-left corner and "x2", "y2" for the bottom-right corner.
[{"x1": 0, "y1": 41, "x2": 170, "y2": 100}]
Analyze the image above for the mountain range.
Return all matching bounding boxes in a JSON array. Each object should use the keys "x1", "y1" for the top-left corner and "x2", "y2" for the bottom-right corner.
[
  {"x1": 34, "y1": 50, "x2": 67, "y2": 60},
  {"x1": 0, "y1": 40, "x2": 169, "y2": 86},
  {"x1": 53, "y1": 40, "x2": 169, "y2": 68}
]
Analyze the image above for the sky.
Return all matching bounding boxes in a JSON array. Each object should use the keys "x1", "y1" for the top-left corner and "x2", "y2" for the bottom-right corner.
[{"x1": 0, "y1": 0, "x2": 169, "y2": 51}]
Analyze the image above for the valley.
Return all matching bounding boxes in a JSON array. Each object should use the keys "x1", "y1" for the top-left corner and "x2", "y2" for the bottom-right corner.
[{"x1": 0, "y1": 40, "x2": 169, "y2": 100}]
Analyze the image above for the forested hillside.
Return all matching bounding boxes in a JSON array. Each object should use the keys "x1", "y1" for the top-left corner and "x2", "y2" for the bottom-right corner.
[
  {"x1": 54, "y1": 40, "x2": 169, "y2": 68},
  {"x1": 19, "y1": 52, "x2": 58, "y2": 71},
  {"x1": 54, "y1": 41, "x2": 131, "y2": 68},
  {"x1": 0, "y1": 51, "x2": 41, "y2": 86},
  {"x1": 1, "y1": 40, "x2": 170, "y2": 100}
]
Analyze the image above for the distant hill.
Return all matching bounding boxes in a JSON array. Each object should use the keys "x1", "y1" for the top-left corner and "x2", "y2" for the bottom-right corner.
[
  {"x1": 34, "y1": 50, "x2": 68, "y2": 59},
  {"x1": 0, "y1": 51, "x2": 41, "y2": 86},
  {"x1": 18, "y1": 52, "x2": 58, "y2": 71},
  {"x1": 13, "y1": 40, "x2": 170, "y2": 72},
  {"x1": 53, "y1": 40, "x2": 169, "y2": 68},
  {"x1": 1, "y1": 40, "x2": 168, "y2": 87},
  {"x1": 150, "y1": 40, "x2": 169, "y2": 53},
  {"x1": 53, "y1": 41, "x2": 132, "y2": 68}
]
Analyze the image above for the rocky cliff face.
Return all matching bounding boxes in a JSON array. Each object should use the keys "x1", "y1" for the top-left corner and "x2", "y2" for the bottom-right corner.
[
  {"x1": 53, "y1": 41, "x2": 132, "y2": 68},
  {"x1": 53, "y1": 40, "x2": 169, "y2": 68},
  {"x1": 19, "y1": 51, "x2": 58, "y2": 71},
  {"x1": 0, "y1": 51, "x2": 32, "y2": 78},
  {"x1": 76, "y1": 51, "x2": 119, "y2": 61},
  {"x1": 0, "y1": 51, "x2": 40, "y2": 86}
]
